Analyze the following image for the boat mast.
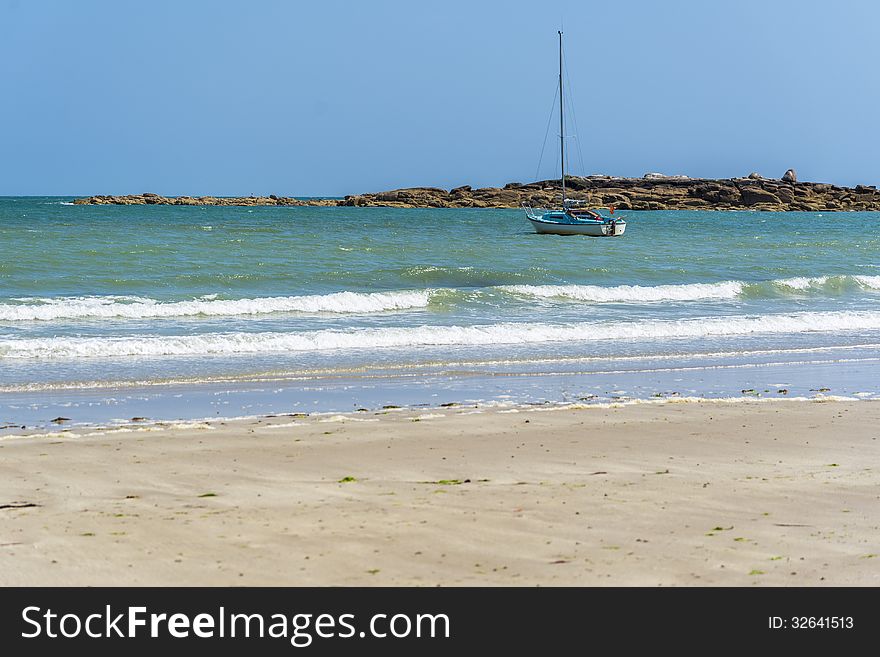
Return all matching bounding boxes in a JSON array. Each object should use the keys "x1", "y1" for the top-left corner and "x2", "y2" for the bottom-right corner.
[{"x1": 558, "y1": 30, "x2": 565, "y2": 208}]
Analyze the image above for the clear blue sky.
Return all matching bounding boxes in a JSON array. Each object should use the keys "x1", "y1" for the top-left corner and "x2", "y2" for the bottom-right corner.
[{"x1": 2, "y1": 0, "x2": 878, "y2": 195}]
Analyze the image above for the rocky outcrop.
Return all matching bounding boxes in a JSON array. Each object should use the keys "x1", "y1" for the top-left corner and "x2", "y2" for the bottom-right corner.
[
  {"x1": 74, "y1": 174, "x2": 880, "y2": 211},
  {"x1": 72, "y1": 193, "x2": 339, "y2": 207},
  {"x1": 782, "y1": 168, "x2": 797, "y2": 183}
]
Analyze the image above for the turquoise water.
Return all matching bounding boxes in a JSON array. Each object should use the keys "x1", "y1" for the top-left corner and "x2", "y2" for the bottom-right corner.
[{"x1": 2, "y1": 197, "x2": 880, "y2": 427}]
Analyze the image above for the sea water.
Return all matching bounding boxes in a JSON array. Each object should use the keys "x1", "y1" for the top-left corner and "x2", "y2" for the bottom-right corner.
[{"x1": 2, "y1": 198, "x2": 880, "y2": 428}]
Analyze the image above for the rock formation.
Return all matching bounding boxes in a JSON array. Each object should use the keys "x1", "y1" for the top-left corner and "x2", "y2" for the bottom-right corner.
[{"x1": 74, "y1": 174, "x2": 880, "y2": 211}]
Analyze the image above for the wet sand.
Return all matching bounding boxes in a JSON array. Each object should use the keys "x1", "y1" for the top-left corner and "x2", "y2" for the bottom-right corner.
[{"x1": 1, "y1": 400, "x2": 878, "y2": 586}]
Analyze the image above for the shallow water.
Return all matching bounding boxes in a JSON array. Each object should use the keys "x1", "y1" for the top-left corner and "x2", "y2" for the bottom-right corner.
[{"x1": 2, "y1": 198, "x2": 879, "y2": 426}]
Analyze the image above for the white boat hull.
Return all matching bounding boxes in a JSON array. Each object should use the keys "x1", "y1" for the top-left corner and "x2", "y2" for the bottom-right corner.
[{"x1": 528, "y1": 217, "x2": 626, "y2": 236}]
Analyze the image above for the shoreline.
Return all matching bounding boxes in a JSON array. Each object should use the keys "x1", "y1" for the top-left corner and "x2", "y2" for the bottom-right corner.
[
  {"x1": 71, "y1": 175, "x2": 880, "y2": 211},
  {"x1": 0, "y1": 392, "x2": 871, "y2": 440},
  {"x1": 1, "y1": 397, "x2": 878, "y2": 586},
  {"x1": 3, "y1": 347, "x2": 879, "y2": 432}
]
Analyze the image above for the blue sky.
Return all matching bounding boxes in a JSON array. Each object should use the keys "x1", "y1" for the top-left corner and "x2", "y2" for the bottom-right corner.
[{"x1": 2, "y1": 0, "x2": 878, "y2": 195}]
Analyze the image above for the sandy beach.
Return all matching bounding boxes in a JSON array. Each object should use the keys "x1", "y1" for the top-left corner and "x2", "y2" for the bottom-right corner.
[{"x1": 1, "y1": 399, "x2": 878, "y2": 586}]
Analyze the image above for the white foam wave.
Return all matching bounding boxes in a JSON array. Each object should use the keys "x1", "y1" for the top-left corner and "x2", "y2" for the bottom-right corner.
[
  {"x1": 774, "y1": 276, "x2": 828, "y2": 290},
  {"x1": 4, "y1": 310, "x2": 880, "y2": 360},
  {"x1": 0, "y1": 290, "x2": 432, "y2": 321},
  {"x1": 5, "y1": 276, "x2": 879, "y2": 323},
  {"x1": 499, "y1": 281, "x2": 743, "y2": 302},
  {"x1": 854, "y1": 275, "x2": 880, "y2": 289},
  {"x1": 500, "y1": 275, "x2": 880, "y2": 303}
]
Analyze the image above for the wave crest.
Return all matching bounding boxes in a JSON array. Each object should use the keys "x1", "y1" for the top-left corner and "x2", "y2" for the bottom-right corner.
[
  {"x1": 499, "y1": 281, "x2": 744, "y2": 302},
  {"x1": 4, "y1": 310, "x2": 880, "y2": 359},
  {"x1": 0, "y1": 290, "x2": 432, "y2": 321}
]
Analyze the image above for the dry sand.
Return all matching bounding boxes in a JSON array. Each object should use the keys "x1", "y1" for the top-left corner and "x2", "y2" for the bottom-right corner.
[{"x1": 1, "y1": 399, "x2": 878, "y2": 586}]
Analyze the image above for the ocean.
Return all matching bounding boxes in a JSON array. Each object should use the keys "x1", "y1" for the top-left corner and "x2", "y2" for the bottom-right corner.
[{"x1": 2, "y1": 197, "x2": 880, "y2": 429}]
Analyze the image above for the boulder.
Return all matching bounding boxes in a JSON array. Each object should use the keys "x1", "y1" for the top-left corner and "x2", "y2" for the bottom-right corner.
[
  {"x1": 739, "y1": 186, "x2": 781, "y2": 206},
  {"x1": 782, "y1": 169, "x2": 797, "y2": 183},
  {"x1": 774, "y1": 186, "x2": 795, "y2": 203},
  {"x1": 747, "y1": 172, "x2": 763, "y2": 180}
]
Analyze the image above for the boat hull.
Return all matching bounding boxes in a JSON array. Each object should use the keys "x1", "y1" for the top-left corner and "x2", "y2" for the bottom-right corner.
[{"x1": 528, "y1": 217, "x2": 626, "y2": 236}]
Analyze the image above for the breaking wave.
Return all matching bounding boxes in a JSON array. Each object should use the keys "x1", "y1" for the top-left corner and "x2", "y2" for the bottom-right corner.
[
  {"x1": 499, "y1": 281, "x2": 744, "y2": 302},
  {"x1": 2, "y1": 275, "x2": 879, "y2": 323},
  {"x1": 499, "y1": 275, "x2": 880, "y2": 303},
  {"x1": 0, "y1": 290, "x2": 433, "y2": 321},
  {"x1": 4, "y1": 310, "x2": 880, "y2": 359}
]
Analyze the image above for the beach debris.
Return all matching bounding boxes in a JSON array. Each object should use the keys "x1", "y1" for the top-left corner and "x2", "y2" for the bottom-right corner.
[
  {"x1": 381, "y1": 405, "x2": 400, "y2": 410},
  {"x1": 706, "y1": 525, "x2": 734, "y2": 536},
  {"x1": 748, "y1": 569, "x2": 765, "y2": 576},
  {"x1": 50, "y1": 417, "x2": 71, "y2": 424},
  {"x1": 338, "y1": 476, "x2": 357, "y2": 483},
  {"x1": 197, "y1": 492, "x2": 217, "y2": 498},
  {"x1": 130, "y1": 417, "x2": 148, "y2": 422},
  {"x1": 0, "y1": 501, "x2": 41, "y2": 510},
  {"x1": 366, "y1": 569, "x2": 380, "y2": 575},
  {"x1": 777, "y1": 389, "x2": 789, "y2": 395},
  {"x1": 420, "y1": 479, "x2": 470, "y2": 486},
  {"x1": 440, "y1": 402, "x2": 458, "y2": 407}
]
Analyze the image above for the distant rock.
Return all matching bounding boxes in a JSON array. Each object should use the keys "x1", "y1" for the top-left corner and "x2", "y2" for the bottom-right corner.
[
  {"x1": 782, "y1": 169, "x2": 797, "y2": 183},
  {"x1": 739, "y1": 186, "x2": 781, "y2": 206},
  {"x1": 748, "y1": 172, "x2": 763, "y2": 180},
  {"x1": 73, "y1": 175, "x2": 880, "y2": 211},
  {"x1": 644, "y1": 172, "x2": 690, "y2": 180}
]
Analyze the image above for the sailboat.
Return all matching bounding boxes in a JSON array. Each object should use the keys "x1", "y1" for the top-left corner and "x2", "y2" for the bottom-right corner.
[{"x1": 523, "y1": 31, "x2": 626, "y2": 237}]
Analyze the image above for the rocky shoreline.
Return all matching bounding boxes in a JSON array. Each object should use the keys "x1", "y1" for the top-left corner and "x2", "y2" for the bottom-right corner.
[{"x1": 74, "y1": 172, "x2": 880, "y2": 211}]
